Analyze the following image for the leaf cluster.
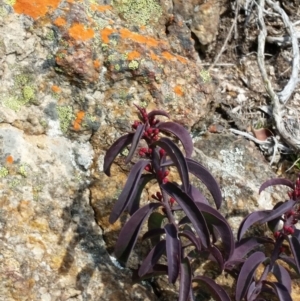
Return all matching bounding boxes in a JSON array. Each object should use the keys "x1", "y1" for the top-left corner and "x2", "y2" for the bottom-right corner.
[{"x1": 103, "y1": 105, "x2": 300, "y2": 301}]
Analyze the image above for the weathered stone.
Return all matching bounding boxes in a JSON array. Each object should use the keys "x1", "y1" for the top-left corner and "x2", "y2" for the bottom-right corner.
[{"x1": 0, "y1": 0, "x2": 299, "y2": 300}]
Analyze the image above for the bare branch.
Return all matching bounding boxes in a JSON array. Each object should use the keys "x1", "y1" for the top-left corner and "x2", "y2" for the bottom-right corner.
[
  {"x1": 266, "y1": 32, "x2": 300, "y2": 46},
  {"x1": 265, "y1": 0, "x2": 300, "y2": 104},
  {"x1": 256, "y1": 0, "x2": 300, "y2": 151}
]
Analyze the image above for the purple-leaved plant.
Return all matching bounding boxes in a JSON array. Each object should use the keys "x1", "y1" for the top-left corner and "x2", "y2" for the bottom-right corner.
[
  {"x1": 104, "y1": 105, "x2": 233, "y2": 300},
  {"x1": 103, "y1": 105, "x2": 300, "y2": 301},
  {"x1": 231, "y1": 176, "x2": 300, "y2": 301}
]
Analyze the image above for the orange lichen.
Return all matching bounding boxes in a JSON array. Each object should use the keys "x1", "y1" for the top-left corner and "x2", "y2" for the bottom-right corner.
[
  {"x1": 175, "y1": 55, "x2": 187, "y2": 64},
  {"x1": 149, "y1": 51, "x2": 161, "y2": 62},
  {"x1": 119, "y1": 28, "x2": 161, "y2": 47},
  {"x1": 127, "y1": 51, "x2": 141, "y2": 60},
  {"x1": 6, "y1": 155, "x2": 14, "y2": 164},
  {"x1": 73, "y1": 111, "x2": 85, "y2": 131},
  {"x1": 162, "y1": 51, "x2": 175, "y2": 60},
  {"x1": 90, "y1": 4, "x2": 112, "y2": 12},
  {"x1": 93, "y1": 59, "x2": 101, "y2": 69},
  {"x1": 54, "y1": 17, "x2": 67, "y2": 27},
  {"x1": 68, "y1": 23, "x2": 94, "y2": 41},
  {"x1": 173, "y1": 85, "x2": 184, "y2": 96},
  {"x1": 51, "y1": 85, "x2": 61, "y2": 93},
  {"x1": 100, "y1": 28, "x2": 116, "y2": 43},
  {"x1": 13, "y1": 0, "x2": 61, "y2": 20}
]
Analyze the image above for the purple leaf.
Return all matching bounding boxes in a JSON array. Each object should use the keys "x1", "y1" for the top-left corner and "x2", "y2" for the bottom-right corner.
[
  {"x1": 259, "y1": 200, "x2": 295, "y2": 224},
  {"x1": 104, "y1": 133, "x2": 134, "y2": 176},
  {"x1": 186, "y1": 158, "x2": 222, "y2": 209},
  {"x1": 263, "y1": 281, "x2": 293, "y2": 301},
  {"x1": 179, "y1": 229, "x2": 201, "y2": 251},
  {"x1": 235, "y1": 251, "x2": 266, "y2": 301},
  {"x1": 139, "y1": 240, "x2": 166, "y2": 277},
  {"x1": 195, "y1": 202, "x2": 234, "y2": 260},
  {"x1": 151, "y1": 148, "x2": 161, "y2": 174},
  {"x1": 109, "y1": 160, "x2": 150, "y2": 224},
  {"x1": 147, "y1": 211, "x2": 166, "y2": 246},
  {"x1": 294, "y1": 228, "x2": 300, "y2": 241},
  {"x1": 271, "y1": 263, "x2": 291, "y2": 293},
  {"x1": 208, "y1": 245, "x2": 224, "y2": 270},
  {"x1": 153, "y1": 137, "x2": 190, "y2": 192},
  {"x1": 157, "y1": 121, "x2": 193, "y2": 158},
  {"x1": 125, "y1": 124, "x2": 145, "y2": 164},
  {"x1": 188, "y1": 184, "x2": 209, "y2": 204},
  {"x1": 179, "y1": 257, "x2": 192, "y2": 301},
  {"x1": 162, "y1": 182, "x2": 210, "y2": 248},
  {"x1": 193, "y1": 276, "x2": 231, "y2": 301},
  {"x1": 267, "y1": 201, "x2": 284, "y2": 232},
  {"x1": 246, "y1": 281, "x2": 262, "y2": 301},
  {"x1": 237, "y1": 211, "x2": 270, "y2": 241},
  {"x1": 147, "y1": 109, "x2": 170, "y2": 119},
  {"x1": 127, "y1": 174, "x2": 155, "y2": 215},
  {"x1": 132, "y1": 264, "x2": 168, "y2": 283},
  {"x1": 259, "y1": 178, "x2": 294, "y2": 194},
  {"x1": 165, "y1": 223, "x2": 181, "y2": 283},
  {"x1": 279, "y1": 254, "x2": 299, "y2": 274},
  {"x1": 142, "y1": 228, "x2": 165, "y2": 241},
  {"x1": 229, "y1": 237, "x2": 273, "y2": 262},
  {"x1": 114, "y1": 203, "x2": 162, "y2": 263},
  {"x1": 288, "y1": 235, "x2": 300, "y2": 274}
]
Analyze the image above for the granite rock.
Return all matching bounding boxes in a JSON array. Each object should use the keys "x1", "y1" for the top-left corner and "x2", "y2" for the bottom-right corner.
[{"x1": 0, "y1": 0, "x2": 299, "y2": 300}]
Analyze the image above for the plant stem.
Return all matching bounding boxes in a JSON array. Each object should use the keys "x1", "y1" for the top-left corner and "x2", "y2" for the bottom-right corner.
[{"x1": 161, "y1": 187, "x2": 177, "y2": 226}]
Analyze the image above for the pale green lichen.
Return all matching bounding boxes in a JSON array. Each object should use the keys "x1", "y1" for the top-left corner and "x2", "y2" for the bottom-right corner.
[
  {"x1": 128, "y1": 60, "x2": 139, "y2": 70},
  {"x1": 113, "y1": 0, "x2": 162, "y2": 26},
  {"x1": 45, "y1": 29, "x2": 55, "y2": 41},
  {"x1": 114, "y1": 64, "x2": 121, "y2": 71},
  {"x1": 2, "y1": 73, "x2": 36, "y2": 111},
  {"x1": 15, "y1": 74, "x2": 30, "y2": 86},
  {"x1": 0, "y1": 166, "x2": 8, "y2": 178},
  {"x1": 22, "y1": 86, "x2": 35, "y2": 101},
  {"x1": 4, "y1": 0, "x2": 16, "y2": 5},
  {"x1": 199, "y1": 69, "x2": 211, "y2": 83},
  {"x1": 19, "y1": 164, "x2": 28, "y2": 177},
  {"x1": 9, "y1": 179, "x2": 21, "y2": 189},
  {"x1": 57, "y1": 105, "x2": 74, "y2": 133},
  {"x1": 0, "y1": 6, "x2": 8, "y2": 17}
]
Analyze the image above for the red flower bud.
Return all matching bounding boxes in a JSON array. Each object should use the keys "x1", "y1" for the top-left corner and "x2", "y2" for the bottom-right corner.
[
  {"x1": 170, "y1": 197, "x2": 175, "y2": 205},
  {"x1": 147, "y1": 128, "x2": 153, "y2": 134},
  {"x1": 144, "y1": 164, "x2": 151, "y2": 171},
  {"x1": 164, "y1": 170, "x2": 170, "y2": 177},
  {"x1": 154, "y1": 129, "x2": 159, "y2": 135},
  {"x1": 159, "y1": 149, "x2": 166, "y2": 157},
  {"x1": 163, "y1": 178, "x2": 168, "y2": 184},
  {"x1": 152, "y1": 135, "x2": 159, "y2": 141},
  {"x1": 274, "y1": 231, "x2": 281, "y2": 239}
]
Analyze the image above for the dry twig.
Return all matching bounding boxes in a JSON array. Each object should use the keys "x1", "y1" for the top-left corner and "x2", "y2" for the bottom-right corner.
[
  {"x1": 209, "y1": 2, "x2": 239, "y2": 71},
  {"x1": 256, "y1": 0, "x2": 300, "y2": 151}
]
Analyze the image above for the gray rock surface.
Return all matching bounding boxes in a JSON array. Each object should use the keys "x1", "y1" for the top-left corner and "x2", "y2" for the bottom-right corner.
[{"x1": 0, "y1": 0, "x2": 298, "y2": 300}]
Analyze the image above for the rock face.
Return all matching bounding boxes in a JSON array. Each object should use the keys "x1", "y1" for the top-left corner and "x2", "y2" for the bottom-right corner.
[{"x1": 0, "y1": 0, "x2": 298, "y2": 300}]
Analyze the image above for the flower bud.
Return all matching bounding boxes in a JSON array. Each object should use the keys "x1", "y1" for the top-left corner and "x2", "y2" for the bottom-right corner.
[{"x1": 159, "y1": 149, "x2": 166, "y2": 157}]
